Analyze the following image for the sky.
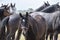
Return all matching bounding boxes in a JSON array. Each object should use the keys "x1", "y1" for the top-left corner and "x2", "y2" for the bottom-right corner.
[{"x1": 0, "y1": 0, "x2": 60, "y2": 10}]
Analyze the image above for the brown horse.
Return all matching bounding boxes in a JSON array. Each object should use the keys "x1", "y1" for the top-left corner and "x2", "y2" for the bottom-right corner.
[
  {"x1": 1, "y1": 4, "x2": 22, "y2": 40},
  {"x1": 30, "y1": 10, "x2": 60, "y2": 40},
  {"x1": 20, "y1": 12, "x2": 47, "y2": 40},
  {"x1": 0, "y1": 6, "x2": 11, "y2": 40},
  {"x1": 2, "y1": 13, "x2": 22, "y2": 40}
]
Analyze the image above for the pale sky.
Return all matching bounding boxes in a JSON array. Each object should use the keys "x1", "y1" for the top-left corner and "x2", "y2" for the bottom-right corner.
[{"x1": 0, "y1": 0, "x2": 59, "y2": 10}]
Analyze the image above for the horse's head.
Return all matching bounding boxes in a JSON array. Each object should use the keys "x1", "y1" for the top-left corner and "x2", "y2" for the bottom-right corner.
[
  {"x1": 41, "y1": 2, "x2": 60, "y2": 13},
  {"x1": 1, "y1": 4, "x2": 11, "y2": 15},
  {"x1": 35, "y1": 1, "x2": 50, "y2": 11},
  {"x1": 3, "y1": 7, "x2": 10, "y2": 16},
  {"x1": 0, "y1": 5, "x2": 11, "y2": 20},
  {"x1": 10, "y1": 3, "x2": 15, "y2": 8},
  {"x1": 20, "y1": 12, "x2": 29, "y2": 35},
  {"x1": 9, "y1": 3, "x2": 16, "y2": 14},
  {"x1": 1, "y1": 4, "x2": 9, "y2": 9},
  {"x1": 54, "y1": 2, "x2": 60, "y2": 11},
  {"x1": 0, "y1": 8, "x2": 7, "y2": 20}
]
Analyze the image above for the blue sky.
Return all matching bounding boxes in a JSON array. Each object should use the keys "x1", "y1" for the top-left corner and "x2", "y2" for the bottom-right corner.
[{"x1": 0, "y1": 0, "x2": 59, "y2": 10}]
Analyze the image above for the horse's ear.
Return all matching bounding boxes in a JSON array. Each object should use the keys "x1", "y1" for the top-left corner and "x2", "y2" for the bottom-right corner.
[
  {"x1": 44, "y1": 1, "x2": 47, "y2": 5},
  {"x1": 11, "y1": 3, "x2": 12, "y2": 7},
  {"x1": 7, "y1": 4, "x2": 8, "y2": 6},
  {"x1": 19, "y1": 13, "x2": 23, "y2": 18},
  {"x1": 56, "y1": 2, "x2": 59, "y2": 5},
  {"x1": 47, "y1": 1, "x2": 49, "y2": 4},
  {"x1": 14, "y1": 3, "x2": 15, "y2": 7},
  {"x1": 26, "y1": 12, "x2": 28, "y2": 17},
  {"x1": 47, "y1": 1, "x2": 49, "y2": 5},
  {"x1": 56, "y1": 2, "x2": 60, "y2": 8}
]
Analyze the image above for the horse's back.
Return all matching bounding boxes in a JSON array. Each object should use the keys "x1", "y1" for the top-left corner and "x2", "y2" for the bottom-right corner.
[{"x1": 8, "y1": 14, "x2": 20, "y2": 28}]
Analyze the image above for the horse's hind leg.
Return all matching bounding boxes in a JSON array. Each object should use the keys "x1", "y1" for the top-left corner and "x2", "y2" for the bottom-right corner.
[
  {"x1": 6, "y1": 25, "x2": 10, "y2": 37},
  {"x1": 45, "y1": 32, "x2": 49, "y2": 40},
  {"x1": 15, "y1": 28, "x2": 22, "y2": 40},
  {"x1": 40, "y1": 33, "x2": 45, "y2": 40},
  {"x1": 0, "y1": 26, "x2": 6, "y2": 40},
  {"x1": 50, "y1": 33, "x2": 53, "y2": 40},
  {"x1": 54, "y1": 31, "x2": 58, "y2": 40},
  {"x1": 12, "y1": 33, "x2": 15, "y2": 40},
  {"x1": 6, "y1": 32, "x2": 12, "y2": 40}
]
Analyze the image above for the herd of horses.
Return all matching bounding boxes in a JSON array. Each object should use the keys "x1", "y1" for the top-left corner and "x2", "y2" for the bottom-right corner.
[{"x1": 0, "y1": 1, "x2": 60, "y2": 40}]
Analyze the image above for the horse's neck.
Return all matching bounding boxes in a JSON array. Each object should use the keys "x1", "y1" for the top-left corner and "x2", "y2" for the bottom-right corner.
[
  {"x1": 9, "y1": 7, "x2": 16, "y2": 14},
  {"x1": 41, "y1": 5, "x2": 57, "y2": 13}
]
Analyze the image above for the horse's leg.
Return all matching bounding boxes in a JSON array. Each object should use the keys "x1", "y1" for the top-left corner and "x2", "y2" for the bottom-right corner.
[
  {"x1": 6, "y1": 25, "x2": 10, "y2": 37},
  {"x1": 11, "y1": 33, "x2": 15, "y2": 40},
  {"x1": 6, "y1": 31, "x2": 12, "y2": 40},
  {"x1": 15, "y1": 29, "x2": 22, "y2": 40},
  {"x1": 0, "y1": 26, "x2": 5, "y2": 40},
  {"x1": 50, "y1": 33, "x2": 53, "y2": 40},
  {"x1": 11, "y1": 27, "x2": 18, "y2": 40},
  {"x1": 40, "y1": 33, "x2": 45, "y2": 40},
  {"x1": 45, "y1": 32, "x2": 49, "y2": 40},
  {"x1": 54, "y1": 31, "x2": 58, "y2": 40}
]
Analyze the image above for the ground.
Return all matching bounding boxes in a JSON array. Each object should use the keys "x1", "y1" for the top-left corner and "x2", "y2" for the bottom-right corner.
[
  {"x1": 20, "y1": 34, "x2": 60, "y2": 40},
  {"x1": 15, "y1": 30, "x2": 60, "y2": 40}
]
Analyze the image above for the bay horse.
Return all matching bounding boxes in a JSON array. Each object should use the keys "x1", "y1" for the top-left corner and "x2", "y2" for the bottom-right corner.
[
  {"x1": 1, "y1": 4, "x2": 22, "y2": 40},
  {"x1": 0, "y1": 6, "x2": 11, "y2": 40},
  {"x1": 20, "y1": 12, "x2": 47, "y2": 40},
  {"x1": 2, "y1": 13, "x2": 22, "y2": 40}
]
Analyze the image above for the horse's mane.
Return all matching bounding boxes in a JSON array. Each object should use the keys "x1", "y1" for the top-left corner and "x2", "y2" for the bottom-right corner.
[
  {"x1": 41, "y1": 4, "x2": 59, "y2": 13},
  {"x1": 28, "y1": 15, "x2": 38, "y2": 35},
  {"x1": 35, "y1": 3, "x2": 49, "y2": 11}
]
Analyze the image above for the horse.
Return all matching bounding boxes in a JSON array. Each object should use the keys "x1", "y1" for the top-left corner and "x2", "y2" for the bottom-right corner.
[
  {"x1": 19, "y1": 3, "x2": 59, "y2": 40},
  {"x1": 1, "y1": 12, "x2": 23, "y2": 40},
  {"x1": 0, "y1": 6, "x2": 11, "y2": 40},
  {"x1": 19, "y1": 2, "x2": 59, "y2": 40},
  {"x1": 35, "y1": 3, "x2": 60, "y2": 40},
  {"x1": 52, "y1": 9, "x2": 60, "y2": 40},
  {"x1": 35, "y1": 1, "x2": 50, "y2": 11},
  {"x1": 20, "y1": 12, "x2": 47, "y2": 40},
  {"x1": 1, "y1": 4, "x2": 22, "y2": 40},
  {"x1": 30, "y1": 9, "x2": 60, "y2": 40}
]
